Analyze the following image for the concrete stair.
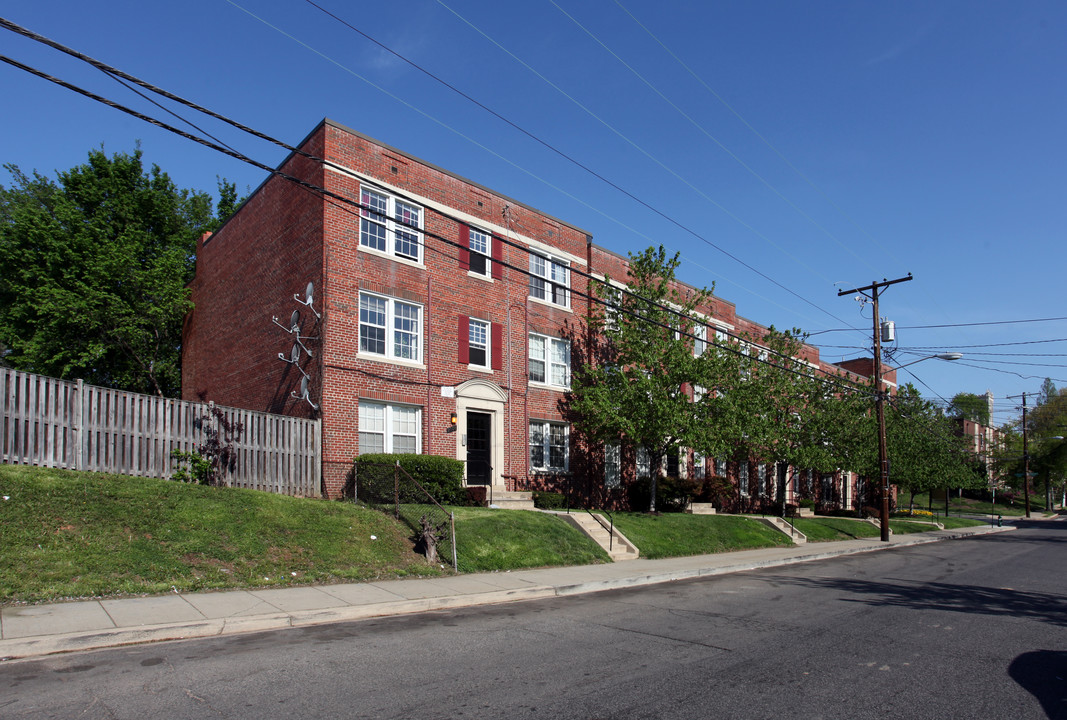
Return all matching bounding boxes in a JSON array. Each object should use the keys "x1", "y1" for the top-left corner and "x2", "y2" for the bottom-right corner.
[
  {"x1": 754, "y1": 516, "x2": 807, "y2": 544},
  {"x1": 553, "y1": 511, "x2": 640, "y2": 562},
  {"x1": 489, "y1": 490, "x2": 536, "y2": 510},
  {"x1": 687, "y1": 502, "x2": 717, "y2": 515}
]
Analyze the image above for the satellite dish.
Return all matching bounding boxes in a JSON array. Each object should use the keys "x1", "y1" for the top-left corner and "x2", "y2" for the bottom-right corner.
[
  {"x1": 300, "y1": 375, "x2": 309, "y2": 397},
  {"x1": 290, "y1": 343, "x2": 301, "y2": 363},
  {"x1": 290, "y1": 310, "x2": 300, "y2": 331},
  {"x1": 305, "y1": 282, "x2": 315, "y2": 305}
]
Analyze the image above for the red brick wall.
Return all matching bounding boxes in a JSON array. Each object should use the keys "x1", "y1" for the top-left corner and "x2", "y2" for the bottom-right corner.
[
  {"x1": 184, "y1": 119, "x2": 883, "y2": 502},
  {"x1": 182, "y1": 128, "x2": 326, "y2": 420}
]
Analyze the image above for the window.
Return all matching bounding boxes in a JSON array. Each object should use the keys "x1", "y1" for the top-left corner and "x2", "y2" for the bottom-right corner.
[
  {"x1": 468, "y1": 318, "x2": 489, "y2": 367},
  {"x1": 359, "y1": 402, "x2": 421, "y2": 454},
  {"x1": 530, "y1": 421, "x2": 568, "y2": 471},
  {"x1": 605, "y1": 443, "x2": 621, "y2": 488},
  {"x1": 715, "y1": 459, "x2": 727, "y2": 478},
  {"x1": 360, "y1": 292, "x2": 422, "y2": 363},
  {"x1": 468, "y1": 227, "x2": 490, "y2": 277},
  {"x1": 667, "y1": 450, "x2": 680, "y2": 478},
  {"x1": 360, "y1": 186, "x2": 422, "y2": 262},
  {"x1": 529, "y1": 252, "x2": 569, "y2": 307},
  {"x1": 636, "y1": 447, "x2": 651, "y2": 478},
  {"x1": 694, "y1": 325, "x2": 707, "y2": 357},
  {"x1": 529, "y1": 334, "x2": 570, "y2": 387},
  {"x1": 758, "y1": 463, "x2": 768, "y2": 497},
  {"x1": 739, "y1": 462, "x2": 749, "y2": 497},
  {"x1": 693, "y1": 384, "x2": 707, "y2": 403},
  {"x1": 694, "y1": 452, "x2": 706, "y2": 480}
]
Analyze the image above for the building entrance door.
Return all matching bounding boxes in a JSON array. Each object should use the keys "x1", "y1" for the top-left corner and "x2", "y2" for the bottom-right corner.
[{"x1": 466, "y1": 411, "x2": 492, "y2": 485}]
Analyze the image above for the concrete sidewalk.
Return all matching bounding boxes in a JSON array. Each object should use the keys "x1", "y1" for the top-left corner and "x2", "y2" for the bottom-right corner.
[{"x1": 0, "y1": 524, "x2": 1013, "y2": 662}]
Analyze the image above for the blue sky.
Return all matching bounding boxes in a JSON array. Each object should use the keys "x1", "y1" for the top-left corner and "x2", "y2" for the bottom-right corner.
[{"x1": 3, "y1": 0, "x2": 1065, "y2": 426}]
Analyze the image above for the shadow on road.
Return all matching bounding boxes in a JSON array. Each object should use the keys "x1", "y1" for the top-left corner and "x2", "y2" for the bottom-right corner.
[
  {"x1": 1009, "y1": 650, "x2": 1067, "y2": 719},
  {"x1": 767, "y1": 575, "x2": 1067, "y2": 628}
]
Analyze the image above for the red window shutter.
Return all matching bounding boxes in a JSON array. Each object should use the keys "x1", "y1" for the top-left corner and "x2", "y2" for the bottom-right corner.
[
  {"x1": 459, "y1": 225, "x2": 470, "y2": 271},
  {"x1": 491, "y1": 322, "x2": 503, "y2": 370},
  {"x1": 458, "y1": 315, "x2": 469, "y2": 364},
  {"x1": 491, "y1": 235, "x2": 504, "y2": 280}
]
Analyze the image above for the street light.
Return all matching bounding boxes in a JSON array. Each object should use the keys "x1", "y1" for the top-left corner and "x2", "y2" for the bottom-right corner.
[{"x1": 876, "y1": 352, "x2": 963, "y2": 541}]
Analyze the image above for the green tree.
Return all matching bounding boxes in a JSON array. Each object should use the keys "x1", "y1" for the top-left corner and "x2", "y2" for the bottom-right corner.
[
  {"x1": 0, "y1": 147, "x2": 230, "y2": 396},
  {"x1": 886, "y1": 385, "x2": 985, "y2": 508},
  {"x1": 706, "y1": 327, "x2": 861, "y2": 507},
  {"x1": 569, "y1": 246, "x2": 727, "y2": 512},
  {"x1": 1028, "y1": 382, "x2": 1067, "y2": 510},
  {"x1": 949, "y1": 392, "x2": 991, "y2": 426}
]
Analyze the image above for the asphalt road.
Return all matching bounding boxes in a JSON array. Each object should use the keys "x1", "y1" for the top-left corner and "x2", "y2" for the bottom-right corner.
[{"x1": 2, "y1": 520, "x2": 1065, "y2": 719}]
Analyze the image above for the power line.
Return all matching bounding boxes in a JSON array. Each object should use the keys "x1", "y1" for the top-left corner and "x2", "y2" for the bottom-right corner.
[
  {"x1": 430, "y1": 0, "x2": 863, "y2": 333},
  {"x1": 552, "y1": 0, "x2": 878, "y2": 276},
  {"x1": 276, "y1": 1, "x2": 864, "y2": 335},
  {"x1": 0, "y1": 42, "x2": 880, "y2": 399}
]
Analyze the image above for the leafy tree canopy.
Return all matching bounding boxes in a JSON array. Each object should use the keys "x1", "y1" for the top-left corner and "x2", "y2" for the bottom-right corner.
[
  {"x1": 568, "y1": 246, "x2": 727, "y2": 511},
  {"x1": 0, "y1": 147, "x2": 237, "y2": 396},
  {"x1": 949, "y1": 392, "x2": 991, "y2": 426}
]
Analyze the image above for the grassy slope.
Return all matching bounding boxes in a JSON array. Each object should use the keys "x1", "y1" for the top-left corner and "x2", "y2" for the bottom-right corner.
[
  {"x1": 0, "y1": 466, "x2": 444, "y2": 603},
  {"x1": 608, "y1": 512, "x2": 792, "y2": 559},
  {"x1": 450, "y1": 507, "x2": 610, "y2": 572}
]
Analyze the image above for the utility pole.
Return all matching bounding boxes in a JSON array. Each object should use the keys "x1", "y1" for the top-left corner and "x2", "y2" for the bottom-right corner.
[
  {"x1": 1021, "y1": 392, "x2": 1032, "y2": 519},
  {"x1": 1005, "y1": 392, "x2": 1033, "y2": 518},
  {"x1": 838, "y1": 274, "x2": 912, "y2": 542}
]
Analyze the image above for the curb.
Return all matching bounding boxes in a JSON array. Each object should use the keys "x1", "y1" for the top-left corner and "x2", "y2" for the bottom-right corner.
[{"x1": 0, "y1": 525, "x2": 1014, "y2": 662}]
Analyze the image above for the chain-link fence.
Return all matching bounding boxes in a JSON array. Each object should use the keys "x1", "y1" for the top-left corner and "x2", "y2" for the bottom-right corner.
[{"x1": 356, "y1": 460, "x2": 457, "y2": 570}]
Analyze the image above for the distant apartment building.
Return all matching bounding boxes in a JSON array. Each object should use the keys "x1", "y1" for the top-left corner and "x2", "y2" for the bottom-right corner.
[{"x1": 183, "y1": 119, "x2": 877, "y2": 510}]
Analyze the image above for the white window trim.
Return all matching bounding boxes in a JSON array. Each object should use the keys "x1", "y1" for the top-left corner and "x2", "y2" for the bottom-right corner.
[
  {"x1": 468, "y1": 226, "x2": 492, "y2": 279},
  {"x1": 359, "y1": 401, "x2": 422, "y2": 455},
  {"x1": 469, "y1": 318, "x2": 490, "y2": 370},
  {"x1": 528, "y1": 333, "x2": 571, "y2": 388},
  {"x1": 359, "y1": 185, "x2": 424, "y2": 264},
  {"x1": 530, "y1": 420, "x2": 569, "y2": 472},
  {"x1": 605, "y1": 442, "x2": 621, "y2": 488},
  {"x1": 694, "y1": 325, "x2": 708, "y2": 357},
  {"x1": 359, "y1": 291, "x2": 424, "y2": 366},
  {"x1": 529, "y1": 251, "x2": 570, "y2": 308}
]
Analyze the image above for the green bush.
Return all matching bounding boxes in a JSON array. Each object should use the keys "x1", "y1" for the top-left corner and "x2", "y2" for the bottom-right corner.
[
  {"x1": 533, "y1": 491, "x2": 567, "y2": 509},
  {"x1": 626, "y1": 476, "x2": 695, "y2": 512},
  {"x1": 798, "y1": 498, "x2": 815, "y2": 510},
  {"x1": 355, "y1": 454, "x2": 465, "y2": 505}
]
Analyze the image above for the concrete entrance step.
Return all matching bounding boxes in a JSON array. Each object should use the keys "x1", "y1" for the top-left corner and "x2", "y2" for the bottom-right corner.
[
  {"x1": 550, "y1": 510, "x2": 640, "y2": 562},
  {"x1": 490, "y1": 490, "x2": 536, "y2": 510}
]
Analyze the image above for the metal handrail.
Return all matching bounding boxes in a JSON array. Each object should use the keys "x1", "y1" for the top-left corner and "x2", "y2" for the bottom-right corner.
[{"x1": 574, "y1": 505, "x2": 615, "y2": 552}]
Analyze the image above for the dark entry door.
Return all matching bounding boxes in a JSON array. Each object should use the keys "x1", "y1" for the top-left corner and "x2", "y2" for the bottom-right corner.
[{"x1": 466, "y1": 411, "x2": 492, "y2": 485}]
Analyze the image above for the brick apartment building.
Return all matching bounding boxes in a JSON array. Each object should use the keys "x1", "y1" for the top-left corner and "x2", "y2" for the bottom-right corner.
[{"x1": 183, "y1": 118, "x2": 878, "y2": 509}]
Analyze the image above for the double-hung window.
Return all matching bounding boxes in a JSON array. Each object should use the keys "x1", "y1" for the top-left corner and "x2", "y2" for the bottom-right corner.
[
  {"x1": 636, "y1": 447, "x2": 651, "y2": 478},
  {"x1": 529, "y1": 252, "x2": 569, "y2": 307},
  {"x1": 359, "y1": 292, "x2": 422, "y2": 363},
  {"x1": 469, "y1": 318, "x2": 489, "y2": 368},
  {"x1": 468, "y1": 227, "x2": 490, "y2": 277},
  {"x1": 694, "y1": 452, "x2": 706, "y2": 479},
  {"x1": 528, "y1": 334, "x2": 570, "y2": 387},
  {"x1": 715, "y1": 459, "x2": 727, "y2": 478},
  {"x1": 605, "y1": 443, "x2": 621, "y2": 488},
  {"x1": 694, "y1": 325, "x2": 707, "y2": 357},
  {"x1": 530, "y1": 421, "x2": 568, "y2": 471},
  {"x1": 359, "y1": 402, "x2": 421, "y2": 454},
  {"x1": 360, "y1": 186, "x2": 422, "y2": 263}
]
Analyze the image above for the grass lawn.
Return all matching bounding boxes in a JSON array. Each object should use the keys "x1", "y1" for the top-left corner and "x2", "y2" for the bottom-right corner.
[
  {"x1": 789, "y1": 517, "x2": 881, "y2": 541},
  {"x1": 608, "y1": 512, "x2": 792, "y2": 559},
  {"x1": 0, "y1": 465, "x2": 446, "y2": 604},
  {"x1": 449, "y1": 507, "x2": 609, "y2": 572},
  {"x1": 902, "y1": 492, "x2": 1051, "y2": 518}
]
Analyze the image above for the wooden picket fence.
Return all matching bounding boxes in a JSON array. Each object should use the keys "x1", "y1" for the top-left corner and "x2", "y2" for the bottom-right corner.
[{"x1": 0, "y1": 368, "x2": 321, "y2": 496}]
